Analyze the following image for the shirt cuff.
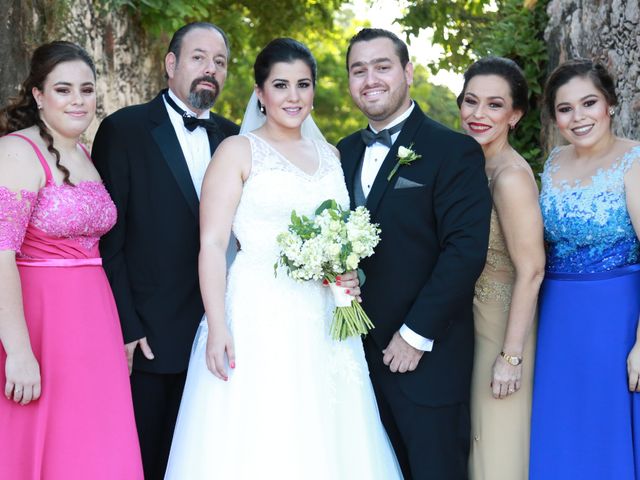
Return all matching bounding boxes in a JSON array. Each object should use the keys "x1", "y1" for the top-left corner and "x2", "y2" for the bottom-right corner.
[{"x1": 399, "y1": 324, "x2": 434, "y2": 352}]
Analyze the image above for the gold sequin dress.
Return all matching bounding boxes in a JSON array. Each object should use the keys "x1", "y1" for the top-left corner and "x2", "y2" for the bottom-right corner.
[{"x1": 469, "y1": 204, "x2": 536, "y2": 480}]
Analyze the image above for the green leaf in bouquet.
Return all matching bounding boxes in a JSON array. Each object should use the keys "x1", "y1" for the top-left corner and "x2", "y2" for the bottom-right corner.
[
  {"x1": 315, "y1": 199, "x2": 338, "y2": 215},
  {"x1": 290, "y1": 210, "x2": 301, "y2": 227},
  {"x1": 328, "y1": 209, "x2": 342, "y2": 220},
  {"x1": 339, "y1": 243, "x2": 352, "y2": 269}
]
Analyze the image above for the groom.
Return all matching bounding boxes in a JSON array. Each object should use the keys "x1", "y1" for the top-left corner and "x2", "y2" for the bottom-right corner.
[
  {"x1": 338, "y1": 28, "x2": 491, "y2": 479},
  {"x1": 92, "y1": 22, "x2": 239, "y2": 480}
]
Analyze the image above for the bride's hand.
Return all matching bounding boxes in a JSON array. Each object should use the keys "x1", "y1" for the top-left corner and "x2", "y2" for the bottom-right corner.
[
  {"x1": 335, "y1": 270, "x2": 361, "y2": 302},
  {"x1": 206, "y1": 327, "x2": 235, "y2": 381}
]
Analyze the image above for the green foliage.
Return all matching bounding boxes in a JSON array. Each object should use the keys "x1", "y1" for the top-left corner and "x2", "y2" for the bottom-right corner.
[
  {"x1": 402, "y1": 0, "x2": 493, "y2": 75},
  {"x1": 400, "y1": 0, "x2": 549, "y2": 172},
  {"x1": 102, "y1": 0, "x2": 343, "y2": 44},
  {"x1": 98, "y1": 0, "x2": 464, "y2": 144},
  {"x1": 412, "y1": 65, "x2": 461, "y2": 130},
  {"x1": 288, "y1": 210, "x2": 321, "y2": 240}
]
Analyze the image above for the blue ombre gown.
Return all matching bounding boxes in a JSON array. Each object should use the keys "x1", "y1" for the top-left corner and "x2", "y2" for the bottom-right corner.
[{"x1": 530, "y1": 145, "x2": 640, "y2": 479}]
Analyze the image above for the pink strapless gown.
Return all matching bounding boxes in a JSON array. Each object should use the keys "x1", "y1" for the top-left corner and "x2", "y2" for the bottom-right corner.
[{"x1": 0, "y1": 134, "x2": 143, "y2": 480}]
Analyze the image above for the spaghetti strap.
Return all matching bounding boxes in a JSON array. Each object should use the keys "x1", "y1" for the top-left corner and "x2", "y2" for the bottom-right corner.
[
  {"x1": 78, "y1": 143, "x2": 92, "y2": 162},
  {"x1": 6, "y1": 133, "x2": 54, "y2": 185}
]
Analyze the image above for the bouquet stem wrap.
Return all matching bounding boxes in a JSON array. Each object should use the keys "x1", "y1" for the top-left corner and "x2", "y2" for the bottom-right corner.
[{"x1": 328, "y1": 282, "x2": 375, "y2": 340}]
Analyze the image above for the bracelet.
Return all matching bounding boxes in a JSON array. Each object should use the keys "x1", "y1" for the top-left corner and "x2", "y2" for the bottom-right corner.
[{"x1": 500, "y1": 351, "x2": 523, "y2": 366}]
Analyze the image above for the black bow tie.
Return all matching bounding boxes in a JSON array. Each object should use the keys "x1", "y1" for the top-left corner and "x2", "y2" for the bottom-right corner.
[
  {"x1": 164, "y1": 91, "x2": 219, "y2": 134},
  {"x1": 360, "y1": 121, "x2": 405, "y2": 148}
]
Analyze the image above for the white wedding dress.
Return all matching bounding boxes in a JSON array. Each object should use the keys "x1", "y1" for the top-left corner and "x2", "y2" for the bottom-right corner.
[{"x1": 164, "y1": 133, "x2": 402, "y2": 480}]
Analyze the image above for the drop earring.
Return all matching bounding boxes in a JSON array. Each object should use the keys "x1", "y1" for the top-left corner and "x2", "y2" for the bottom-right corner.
[{"x1": 608, "y1": 107, "x2": 615, "y2": 116}]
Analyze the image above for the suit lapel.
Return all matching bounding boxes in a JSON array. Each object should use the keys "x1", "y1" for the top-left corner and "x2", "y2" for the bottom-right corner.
[
  {"x1": 206, "y1": 118, "x2": 226, "y2": 156},
  {"x1": 365, "y1": 104, "x2": 426, "y2": 217},
  {"x1": 341, "y1": 136, "x2": 366, "y2": 210},
  {"x1": 148, "y1": 93, "x2": 199, "y2": 220},
  {"x1": 207, "y1": 130, "x2": 220, "y2": 157}
]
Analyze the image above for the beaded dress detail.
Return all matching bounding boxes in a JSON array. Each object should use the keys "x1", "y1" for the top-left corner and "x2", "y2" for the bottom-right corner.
[
  {"x1": 540, "y1": 146, "x2": 640, "y2": 273},
  {"x1": 474, "y1": 204, "x2": 515, "y2": 309},
  {"x1": 165, "y1": 133, "x2": 402, "y2": 480}
]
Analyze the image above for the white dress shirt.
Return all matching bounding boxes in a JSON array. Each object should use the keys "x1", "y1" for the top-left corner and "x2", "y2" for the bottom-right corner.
[
  {"x1": 361, "y1": 102, "x2": 434, "y2": 352},
  {"x1": 163, "y1": 89, "x2": 212, "y2": 199}
]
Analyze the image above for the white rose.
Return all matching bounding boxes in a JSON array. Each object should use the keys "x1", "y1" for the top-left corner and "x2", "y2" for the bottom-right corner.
[{"x1": 398, "y1": 145, "x2": 411, "y2": 158}]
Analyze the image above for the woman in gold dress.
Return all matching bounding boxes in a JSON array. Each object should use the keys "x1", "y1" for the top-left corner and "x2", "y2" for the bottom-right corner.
[{"x1": 458, "y1": 57, "x2": 545, "y2": 480}]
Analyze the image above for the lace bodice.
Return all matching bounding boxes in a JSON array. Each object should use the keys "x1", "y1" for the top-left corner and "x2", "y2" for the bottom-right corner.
[
  {"x1": 474, "y1": 207, "x2": 515, "y2": 307},
  {"x1": 0, "y1": 134, "x2": 116, "y2": 257},
  {"x1": 0, "y1": 182, "x2": 116, "y2": 255},
  {"x1": 540, "y1": 145, "x2": 640, "y2": 274},
  {"x1": 233, "y1": 133, "x2": 349, "y2": 266}
]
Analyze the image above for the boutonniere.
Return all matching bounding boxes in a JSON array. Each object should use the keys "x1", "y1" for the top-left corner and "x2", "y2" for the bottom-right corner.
[{"x1": 387, "y1": 143, "x2": 422, "y2": 181}]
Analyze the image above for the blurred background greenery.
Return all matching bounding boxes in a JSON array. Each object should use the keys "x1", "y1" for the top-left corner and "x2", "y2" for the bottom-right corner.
[{"x1": 100, "y1": 0, "x2": 547, "y2": 166}]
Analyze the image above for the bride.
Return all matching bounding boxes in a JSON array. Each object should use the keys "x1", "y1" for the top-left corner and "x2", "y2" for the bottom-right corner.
[{"x1": 164, "y1": 38, "x2": 402, "y2": 480}]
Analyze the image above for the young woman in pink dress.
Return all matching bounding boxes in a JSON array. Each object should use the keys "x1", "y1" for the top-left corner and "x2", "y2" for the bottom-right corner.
[{"x1": 0, "y1": 41, "x2": 143, "y2": 479}]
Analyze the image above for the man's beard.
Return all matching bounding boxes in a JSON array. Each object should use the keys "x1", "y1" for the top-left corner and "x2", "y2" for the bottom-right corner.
[
  {"x1": 356, "y1": 82, "x2": 409, "y2": 123},
  {"x1": 188, "y1": 75, "x2": 220, "y2": 111}
]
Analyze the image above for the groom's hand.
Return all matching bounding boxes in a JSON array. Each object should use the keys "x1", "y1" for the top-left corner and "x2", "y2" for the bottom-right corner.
[{"x1": 382, "y1": 331, "x2": 424, "y2": 373}]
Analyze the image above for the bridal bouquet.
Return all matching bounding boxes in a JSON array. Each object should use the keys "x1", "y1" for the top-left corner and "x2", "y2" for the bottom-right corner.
[{"x1": 275, "y1": 199, "x2": 381, "y2": 340}]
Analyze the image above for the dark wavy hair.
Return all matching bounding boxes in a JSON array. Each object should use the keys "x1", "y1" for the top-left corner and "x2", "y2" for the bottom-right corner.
[
  {"x1": 254, "y1": 38, "x2": 317, "y2": 88},
  {"x1": 0, "y1": 41, "x2": 96, "y2": 185},
  {"x1": 457, "y1": 56, "x2": 529, "y2": 123},
  {"x1": 346, "y1": 28, "x2": 410, "y2": 70},
  {"x1": 544, "y1": 59, "x2": 618, "y2": 121}
]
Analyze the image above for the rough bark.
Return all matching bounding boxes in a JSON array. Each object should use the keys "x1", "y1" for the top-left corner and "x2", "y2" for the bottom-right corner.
[
  {"x1": 0, "y1": 0, "x2": 163, "y2": 141},
  {"x1": 544, "y1": 0, "x2": 640, "y2": 149}
]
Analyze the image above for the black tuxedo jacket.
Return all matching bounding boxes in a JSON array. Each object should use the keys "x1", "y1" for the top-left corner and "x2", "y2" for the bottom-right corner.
[
  {"x1": 338, "y1": 103, "x2": 491, "y2": 405},
  {"x1": 92, "y1": 91, "x2": 239, "y2": 374}
]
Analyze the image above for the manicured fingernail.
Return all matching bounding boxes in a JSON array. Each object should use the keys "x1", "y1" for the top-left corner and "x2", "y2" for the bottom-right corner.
[
  {"x1": 230, "y1": 361, "x2": 236, "y2": 369},
  {"x1": 345, "y1": 289, "x2": 350, "y2": 294},
  {"x1": 336, "y1": 275, "x2": 342, "y2": 281},
  {"x1": 322, "y1": 279, "x2": 328, "y2": 286},
  {"x1": 336, "y1": 281, "x2": 342, "y2": 286}
]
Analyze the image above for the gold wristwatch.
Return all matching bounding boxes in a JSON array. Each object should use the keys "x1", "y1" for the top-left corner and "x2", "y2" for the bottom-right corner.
[{"x1": 500, "y1": 351, "x2": 523, "y2": 366}]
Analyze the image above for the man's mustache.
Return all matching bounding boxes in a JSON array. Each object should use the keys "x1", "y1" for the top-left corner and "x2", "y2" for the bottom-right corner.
[{"x1": 191, "y1": 76, "x2": 220, "y2": 93}]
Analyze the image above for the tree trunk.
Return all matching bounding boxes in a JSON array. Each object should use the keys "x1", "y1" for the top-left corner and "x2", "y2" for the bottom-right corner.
[
  {"x1": 0, "y1": 0, "x2": 163, "y2": 142},
  {"x1": 544, "y1": 0, "x2": 640, "y2": 149}
]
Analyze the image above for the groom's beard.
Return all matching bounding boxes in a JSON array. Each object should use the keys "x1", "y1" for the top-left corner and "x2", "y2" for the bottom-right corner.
[{"x1": 188, "y1": 75, "x2": 220, "y2": 111}]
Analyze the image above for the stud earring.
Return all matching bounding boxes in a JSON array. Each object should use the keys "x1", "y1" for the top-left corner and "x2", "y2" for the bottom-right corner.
[
  {"x1": 509, "y1": 123, "x2": 515, "y2": 130},
  {"x1": 260, "y1": 105, "x2": 266, "y2": 114},
  {"x1": 608, "y1": 107, "x2": 615, "y2": 116},
  {"x1": 37, "y1": 104, "x2": 43, "y2": 110}
]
